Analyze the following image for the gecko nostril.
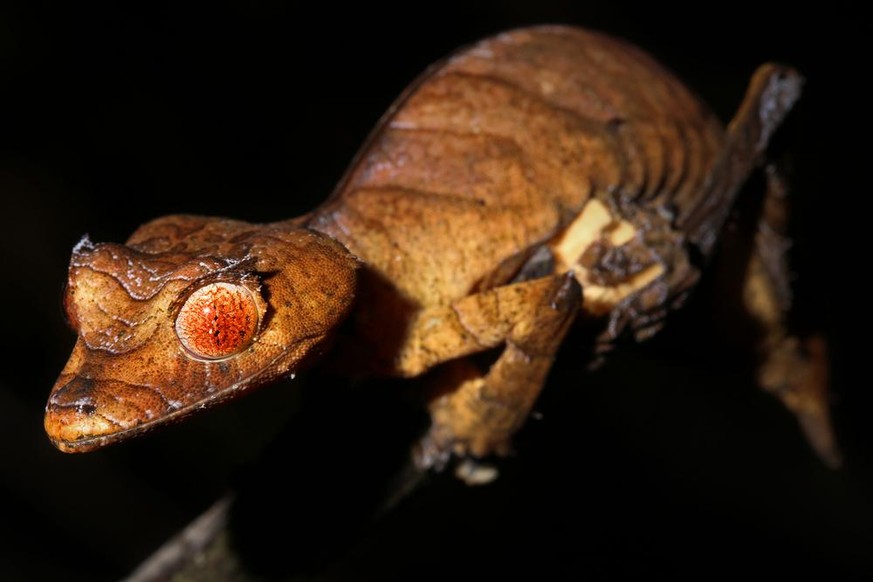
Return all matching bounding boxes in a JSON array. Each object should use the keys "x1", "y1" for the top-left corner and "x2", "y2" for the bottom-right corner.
[
  {"x1": 47, "y1": 377, "x2": 98, "y2": 415},
  {"x1": 45, "y1": 376, "x2": 119, "y2": 452}
]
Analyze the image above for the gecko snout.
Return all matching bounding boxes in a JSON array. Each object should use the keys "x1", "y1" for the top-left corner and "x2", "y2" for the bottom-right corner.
[{"x1": 45, "y1": 372, "x2": 167, "y2": 453}]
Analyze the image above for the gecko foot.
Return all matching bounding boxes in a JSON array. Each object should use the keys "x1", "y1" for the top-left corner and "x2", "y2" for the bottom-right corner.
[{"x1": 412, "y1": 417, "x2": 511, "y2": 483}]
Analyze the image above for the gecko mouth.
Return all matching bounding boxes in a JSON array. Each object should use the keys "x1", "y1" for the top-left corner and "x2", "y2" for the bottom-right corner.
[
  {"x1": 44, "y1": 367, "x2": 288, "y2": 453},
  {"x1": 44, "y1": 374, "x2": 177, "y2": 453}
]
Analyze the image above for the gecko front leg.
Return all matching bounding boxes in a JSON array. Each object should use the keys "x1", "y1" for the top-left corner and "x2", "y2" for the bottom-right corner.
[{"x1": 384, "y1": 274, "x2": 582, "y2": 471}]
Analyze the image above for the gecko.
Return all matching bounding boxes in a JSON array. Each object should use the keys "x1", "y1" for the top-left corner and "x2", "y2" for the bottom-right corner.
[{"x1": 45, "y1": 25, "x2": 837, "y2": 476}]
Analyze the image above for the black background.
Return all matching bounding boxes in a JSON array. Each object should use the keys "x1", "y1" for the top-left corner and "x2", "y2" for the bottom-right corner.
[{"x1": 1, "y1": 2, "x2": 869, "y2": 580}]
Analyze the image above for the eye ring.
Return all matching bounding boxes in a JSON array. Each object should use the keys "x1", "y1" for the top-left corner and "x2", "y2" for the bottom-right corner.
[{"x1": 175, "y1": 281, "x2": 260, "y2": 360}]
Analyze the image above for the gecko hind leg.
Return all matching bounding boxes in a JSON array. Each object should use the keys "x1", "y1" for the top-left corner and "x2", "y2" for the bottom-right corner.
[{"x1": 412, "y1": 273, "x2": 581, "y2": 473}]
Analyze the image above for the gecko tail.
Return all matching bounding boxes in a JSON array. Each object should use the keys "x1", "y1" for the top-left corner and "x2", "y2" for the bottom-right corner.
[{"x1": 760, "y1": 334, "x2": 842, "y2": 468}]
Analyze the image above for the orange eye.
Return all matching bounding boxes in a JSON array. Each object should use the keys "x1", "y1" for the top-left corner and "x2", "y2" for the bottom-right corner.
[{"x1": 175, "y1": 282, "x2": 259, "y2": 360}]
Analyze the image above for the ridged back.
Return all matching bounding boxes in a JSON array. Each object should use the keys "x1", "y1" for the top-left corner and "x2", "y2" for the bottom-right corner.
[{"x1": 311, "y1": 26, "x2": 724, "y2": 306}]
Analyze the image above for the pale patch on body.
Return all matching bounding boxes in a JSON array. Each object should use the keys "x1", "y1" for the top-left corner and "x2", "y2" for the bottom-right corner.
[{"x1": 550, "y1": 199, "x2": 665, "y2": 316}]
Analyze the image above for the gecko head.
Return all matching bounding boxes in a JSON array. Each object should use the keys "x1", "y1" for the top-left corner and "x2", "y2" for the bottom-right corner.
[{"x1": 45, "y1": 215, "x2": 359, "y2": 453}]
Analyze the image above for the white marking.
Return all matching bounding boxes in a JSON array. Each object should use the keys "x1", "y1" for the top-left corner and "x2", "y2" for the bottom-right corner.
[
  {"x1": 551, "y1": 199, "x2": 614, "y2": 271},
  {"x1": 550, "y1": 199, "x2": 664, "y2": 316}
]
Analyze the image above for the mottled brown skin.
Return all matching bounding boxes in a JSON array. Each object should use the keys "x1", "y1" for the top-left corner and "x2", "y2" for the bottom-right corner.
[
  {"x1": 46, "y1": 26, "x2": 836, "y2": 470},
  {"x1": 48, "y1": 217, "x2": 358, "y2": 451}
]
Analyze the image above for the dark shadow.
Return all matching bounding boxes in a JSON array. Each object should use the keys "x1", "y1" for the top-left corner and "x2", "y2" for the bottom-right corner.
[{"x1": 225, "y1": 371, "x2": 429, "y2": 578}]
